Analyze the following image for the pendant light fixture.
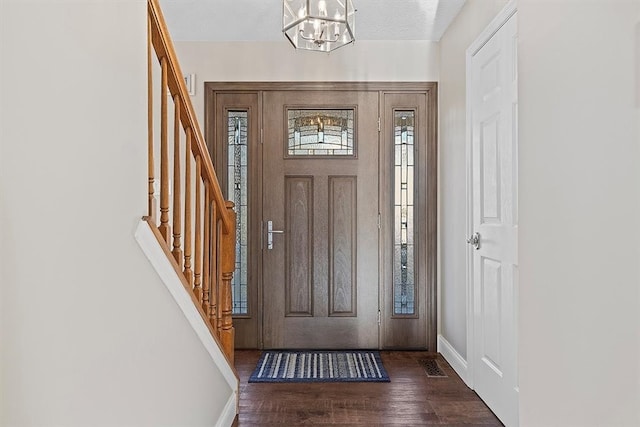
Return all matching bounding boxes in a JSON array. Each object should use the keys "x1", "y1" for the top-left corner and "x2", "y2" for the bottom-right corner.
[{"x1": 283, "y1": 0, "x2": 356, "y2": 52}]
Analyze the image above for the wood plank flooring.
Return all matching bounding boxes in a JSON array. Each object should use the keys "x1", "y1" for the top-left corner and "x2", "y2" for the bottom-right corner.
[{"x1": 233, "y1": 350, "x2": 503, "y2": 426}]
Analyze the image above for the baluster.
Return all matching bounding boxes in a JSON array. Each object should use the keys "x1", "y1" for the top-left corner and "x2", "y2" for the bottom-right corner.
[
  {"x1": 158, "y1": 56, "x2": 170, "y2": 241},
  {"x1": 183, "y1": 128, "x2": 193, "y2": 287},
  {"x1": 209, "y1": 204, "x2": 219, "y2": 333},
  {"x1": 172, "y1": 95, "x2": 182, "y2": 267},
  {"x1": 220, "y1": 201, "x2": 236, "y2": 363},
  {"x1": 216, "y1": 220, "x2": 223, "y2": 335},
  {"x1": 193, "y1": 156, "x2": 203, "y2": 303},
  {"x1": 147, "y1": 15, "x2": 155, "y2": 221},
  {"x1": 202, "y1": 185, "x2": 211, "y2": 316}
]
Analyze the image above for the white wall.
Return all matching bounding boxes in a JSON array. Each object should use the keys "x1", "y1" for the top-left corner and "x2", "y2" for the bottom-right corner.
[
  {"x1": 518, "y1": 1, "x2": 640, "y2": 425},
  {"x1": 0, "y1": 1, "x2": 234, "y2": 425},
  {"x1": 438, "y1": 0, "x2": 508, "y2": 367},
  {"x1": 173, "y1": 40, "x2": 440, "y2": 125}
]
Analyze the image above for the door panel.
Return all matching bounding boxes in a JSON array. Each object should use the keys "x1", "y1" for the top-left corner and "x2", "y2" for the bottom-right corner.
[
  {"x1": 262, "y1": 90, "x2": 379, "y2": 349},
  {"x1": 470, "y1": 11, "x2": 518, "y2": 427},
  {"x1": 285, "y1": 176, "x2": 313, "y2": 316},
  {"x1": 328, "y1": 175, "x2": 357, "y2": 316},
  {"x1": 480, "y1": 256, "x2": 502, "y2": 373}
]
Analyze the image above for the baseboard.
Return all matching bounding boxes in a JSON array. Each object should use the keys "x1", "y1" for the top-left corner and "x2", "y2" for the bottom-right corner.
[
  {"x1": 215, "y1": 391, "x2": 238, "y2": 427},
  {"x1": 438, "y1": 334, "x2": 471, "y2": 387}
]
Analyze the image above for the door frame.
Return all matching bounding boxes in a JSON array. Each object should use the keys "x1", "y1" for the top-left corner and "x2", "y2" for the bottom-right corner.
[
  {"x1": 205, "y1": 81, "x2": 437, "y2": 350},
  {"x1": 465, "y1": 0, "x2": 518, "y2": 391}
]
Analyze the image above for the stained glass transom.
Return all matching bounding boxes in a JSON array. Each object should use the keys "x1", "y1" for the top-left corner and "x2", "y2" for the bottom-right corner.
[
  {"x1": 228, "y1": 111, "x2": 248, "y2": 315},
  {"x1": 287, "y1": 109, "x2": 354, "y2": 156},
  {"x1": 393, "y1": 111, "x2": 416, "y2": 315}
]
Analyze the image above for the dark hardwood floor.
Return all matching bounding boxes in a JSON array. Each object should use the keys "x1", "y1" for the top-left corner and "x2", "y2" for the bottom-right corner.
[{"x1": 233, "y1": 350, "x2": 503, "y2": 426}]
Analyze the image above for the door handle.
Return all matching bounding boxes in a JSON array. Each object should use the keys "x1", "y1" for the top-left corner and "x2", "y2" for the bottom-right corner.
[
  {"x1": 467, "y1": 232, "x2": 481, "y2": 250},
  {"x1": 267, "y1": 220, "x2": 284, "y2": 250}
]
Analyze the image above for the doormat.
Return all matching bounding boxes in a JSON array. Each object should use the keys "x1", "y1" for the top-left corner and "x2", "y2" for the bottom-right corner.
[
  {"x1": 418, "y1": 357, "x2": 448, "y2": 378},
  {"x1": 248, "y1": 350, "x2": 390, "y2": 383}
]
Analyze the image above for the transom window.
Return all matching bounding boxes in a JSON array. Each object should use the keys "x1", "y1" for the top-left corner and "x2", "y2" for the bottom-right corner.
[{"x1": 287, "y1": 109, "x2": 355, "y2": 157}]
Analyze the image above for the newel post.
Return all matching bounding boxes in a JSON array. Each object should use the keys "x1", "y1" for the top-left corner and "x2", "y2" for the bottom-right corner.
[{"x1": 220, "y1": 200, "x2": 236, "y2": 364}]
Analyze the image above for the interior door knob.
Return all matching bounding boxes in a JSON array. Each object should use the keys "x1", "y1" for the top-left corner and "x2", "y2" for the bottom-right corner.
[{"x1": 467, "y1": 232, "x2": 481, "y2": 250}]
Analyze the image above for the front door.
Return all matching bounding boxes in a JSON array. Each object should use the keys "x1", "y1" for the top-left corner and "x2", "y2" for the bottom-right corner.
[
  {"x1": 262, "y1": 90, "x2": 380, "y2": 349},
  {"x1": 206, "y1": 82, "x2": 438, "y2": 351}
]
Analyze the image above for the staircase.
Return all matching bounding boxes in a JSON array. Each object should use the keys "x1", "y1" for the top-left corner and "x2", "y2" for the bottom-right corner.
[{"x1": 145, "y1": 0, "x2": 237, "y2": 366}]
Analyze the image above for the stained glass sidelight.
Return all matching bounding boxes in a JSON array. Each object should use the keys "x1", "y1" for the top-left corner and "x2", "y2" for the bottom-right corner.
[
  {"x1": 228, "y1": 111, "x2": 248, "y2": 315},
  {"x1": 287, "y1": 109, "x2": 354, "y2": 156},
  {"x1": 393, "y1": 111, "x2": 416, "y2": 315}
]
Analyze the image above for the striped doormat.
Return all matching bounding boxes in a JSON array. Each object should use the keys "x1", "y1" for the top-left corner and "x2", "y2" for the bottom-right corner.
[{"x1": 248, "y1": 350, "x2": 390, "y2": 383}]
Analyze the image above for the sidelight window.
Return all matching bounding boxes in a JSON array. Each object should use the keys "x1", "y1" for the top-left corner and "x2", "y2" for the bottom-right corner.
[
  {"x1": 393, "y1": 111, "x2": 416, "y2": 315},
  {"x1": 227, "y1": 111, "x2": 248, "y2": 315}
]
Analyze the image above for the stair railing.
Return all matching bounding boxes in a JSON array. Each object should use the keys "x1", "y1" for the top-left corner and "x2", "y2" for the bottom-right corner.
[{"x1": 146, "y1": 0, "x2": 236, "y2": 364}]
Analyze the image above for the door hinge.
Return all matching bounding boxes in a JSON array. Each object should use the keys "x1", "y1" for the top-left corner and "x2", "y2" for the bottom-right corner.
[
  {"x1": 377, "y1": 310, "x2": 381, "y2": 325},
  {"x1": 377, "y1": 213, "x2": 381, "y2": 229},
  {"x1": 377, "y1": 117, "x2": 381, "y2": 132}
]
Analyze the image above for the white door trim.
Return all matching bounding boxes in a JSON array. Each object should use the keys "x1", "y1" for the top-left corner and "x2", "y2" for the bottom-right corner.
[{"x1": 464, "y1": 0, "x2": 518, "y2": 395}]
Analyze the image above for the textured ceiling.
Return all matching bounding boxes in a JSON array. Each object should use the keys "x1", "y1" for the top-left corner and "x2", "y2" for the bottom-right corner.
[{"x1": 159, "y1": 0, "x2": 466, "y2": 42}]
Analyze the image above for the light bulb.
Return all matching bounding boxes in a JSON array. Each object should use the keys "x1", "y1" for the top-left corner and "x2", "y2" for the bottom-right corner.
[{"x1": 318, "y1": 0, "x2": 327, "y2": 16}]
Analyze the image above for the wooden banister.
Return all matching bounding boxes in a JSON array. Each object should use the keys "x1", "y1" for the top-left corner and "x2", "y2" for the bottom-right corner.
[
  {"x1": 146, "y1": 0, "x2": 236, "y2": 370},
  {"x1": 147, "y1": 0, "x2": 231, "y2": 233}
]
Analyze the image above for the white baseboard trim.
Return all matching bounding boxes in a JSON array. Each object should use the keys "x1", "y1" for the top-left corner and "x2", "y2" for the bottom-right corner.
[
  {"x1": 216, "y1": 391, "x2": 238, "y2": 427},
  {"x1": 438, "y1": 334, "x2": 471, "y2": 387},
  {"x1": 134, "y1": 220, "x2": 239, "y2": 395}
]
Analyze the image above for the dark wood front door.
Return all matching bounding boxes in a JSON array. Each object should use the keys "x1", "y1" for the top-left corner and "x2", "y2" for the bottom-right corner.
[
  {"x1": 206, "y1": 82, "x2": 437, "y2": 351},
  {"x1": 262, "y1": 90, "x2": 380, "y2": 349}
]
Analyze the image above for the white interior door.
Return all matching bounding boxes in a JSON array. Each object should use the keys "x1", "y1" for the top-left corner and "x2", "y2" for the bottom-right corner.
[{"x1": 468, "y1": 8, "x2": 518, "y2": 427}]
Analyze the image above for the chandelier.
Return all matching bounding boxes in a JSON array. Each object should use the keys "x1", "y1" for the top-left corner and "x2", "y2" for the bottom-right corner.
[{"x1": 283, "y1": 0, "x2": 356, "y2": 53}]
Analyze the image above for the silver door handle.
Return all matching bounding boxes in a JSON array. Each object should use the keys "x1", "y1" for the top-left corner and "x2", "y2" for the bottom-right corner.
[
  {"x1": 467, "y1": 232, "x2": 481, "y2": 250},
  {"x1": 267, "y1": 220, "x2": 284, "y2": 250}
]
